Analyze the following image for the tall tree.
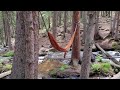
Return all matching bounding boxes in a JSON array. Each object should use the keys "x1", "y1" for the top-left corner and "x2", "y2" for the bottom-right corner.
[
  {"x1": 94, "y1": 11, "x2": 101, "y2": 40},
  {"x1": 82, "y1": 11, "x2": 88, "y2": 44},
  {"x1": 52, "y1": 11, "x2": 57, "y2": 39},
  {"x1": 64, "y1": 11, "x2": 67, "y2": 33},
  {"x1": 80, "y1": 11, "x2": 96, "y2": 79},
  {"x1": 111, "y1": 11, "x2": 117, "y2": 37},
  {"x1": 114, "y1": 11, "x2": 120, "y2": 40},
  {"x1": 11, "y1": 11, "x2": 39, "y2": 79},
  {"x1": 58, "y1": 11, "x2": 62, "y2": 26},
  {"x1": 32, "y1": 11, "x2": 39, "y2": 78},
  {"x1": 71, "y1": 11, "x2": 80, "y2": 66},
  {"x1": 2, "y1": 11, "x2": 12, "y2": 50}
]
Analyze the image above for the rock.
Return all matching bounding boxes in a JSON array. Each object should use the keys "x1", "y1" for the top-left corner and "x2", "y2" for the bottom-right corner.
[
  {"x1": 49, "y1": 48, "x2": 57, "y2": 52},
  {"x1": 99, "y1": 39, "x2": 111, "y2": 49},
  {"x1": 49, "y1": 65, "x2": 81, "y2": 78},
  {"x1": 38, "y1": 60, "x2": 44, "y2": 64},
  {"x1": 107, "y1": 51, "x2": 120, "y2": 56},
  {"x1": 38, "y1": 60, "x2": 63, "y2": 76},
  {"x1": 38, "y1": 56, "x2": 45, "y2": 60},
  {"x1": 56, "y1": 36, "x2": 64, "y2": 43},
  {"x1": 39, "y1": 47, "x2": 48, "y2": 56}
]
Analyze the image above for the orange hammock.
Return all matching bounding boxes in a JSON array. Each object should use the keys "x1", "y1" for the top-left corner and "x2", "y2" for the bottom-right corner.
[
  {"x1": 48, "y1": 25, "x2": 77, "y2": 58},
  {"x1": 40, "y1": 11, "x2": 77, "y2": 58}
]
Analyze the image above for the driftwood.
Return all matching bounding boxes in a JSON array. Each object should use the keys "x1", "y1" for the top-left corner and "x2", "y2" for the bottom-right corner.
[
  {"x1": 95, "y1": 43, "x2": 120, "y2": 65},
  {"x1": 0, "y1": 70, "x2": 11, "y2": 79}
]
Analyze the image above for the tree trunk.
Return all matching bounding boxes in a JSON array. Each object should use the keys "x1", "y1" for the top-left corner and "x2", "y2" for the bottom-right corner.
[
  {"x1": 2, "y1": 11, "x2": 12, "y2": 50},
  {"x1": 82, "y1": 11, "x2": 88, "y2": 44},
  {"x1": 94, "y1": 11, "x2": 101, "y2": 40},
  {"x1": 110, "y1": 11, "x2": 113, "y2": 37},
  {"x1": 71, "y1": 11, "x2": 80, "y2": 66},
  {"x1": 58, "y1": 11, "x2": 62, "y2": 26},
  {"x1": 32, "y1": 11, "x2": 39, "y2": 79},
  {"x1": 11, "y1": 11, "x2": 39, "y2": 79},
  {"x1": 52, "y1": 11, "x2": 57, "y2": 39},
  {"x1": 38, "y1": 12, "x2": 41, "y2": 29},
  {"x1": 115, "y1": 11, "x2": 120, "y2": 40},
  {"x1": 48, "y1": 15, "x2": 51, "y2": 29},
  {"x1": 111, "y1": 11, "x2": 117, "y2": 37},
  {"x1": 11, "y1": 11, "x2": 26, "y2": 79},
  {"x1": 64, "y1": 11, "x2": 67, "y2": 33},
  {"x1": 80, "y1": 11, "x2": 96, "y2": 79}
]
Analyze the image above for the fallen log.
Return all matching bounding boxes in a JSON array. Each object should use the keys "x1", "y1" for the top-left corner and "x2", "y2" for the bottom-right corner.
[
  {"x1": 95, "y1": 43, "x2": 120, "y2": 65},
  {"x1": 109, "y1": 61, "x2": 120, "y2": 68},
  {"x1": 0, "y1": 70, "x2": 11, "y2": 79}
]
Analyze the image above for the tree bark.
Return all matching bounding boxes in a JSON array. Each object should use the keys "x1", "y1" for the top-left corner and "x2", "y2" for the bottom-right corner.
[
  {"x1": 64, "y1": 11, "x2": 67, "y2": 33},
  {"x1": 11, "y1": 11, "x2": 26, "y2": 79},
  {"x1": 52, "y1": 11, "x2": 57, "y2": 39},
  {"x1": 111, "y1": 11, "x2": 117, "y2": 37},
  {"x1": 80, "y1": 11, "x2": 96, "y2": 79},
  {"x1": 71, "y1": 11, "x2": 80, "y2": 66},
  {"x1": 82, "y1": 11, "x2": 88, "y2": 44},
  {"x1": 11, "y1": 11, "x2": 39, "y2": 79},
  {"x1": 32, "y1": 11, "x2": 39, "y2": 78},
  {"x1": 2, "y1": 11, "x2": 12, "y2": 50},
  {"x1": 114, "y1": 11, "x2": 120, "y2": 40},
  {"x1": 58, "y1": 11, "x2": 62, "y2": 26},
  {"x1": 94, "y1": 11, "x2": 101, "y2": 40}
]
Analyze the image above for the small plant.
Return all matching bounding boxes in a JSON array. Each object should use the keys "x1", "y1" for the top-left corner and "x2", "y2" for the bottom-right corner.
[
  {"x1": 2, "y1": 64, "x2": 12, "y2": 72},
  {"x1": 91, "y1": 63, "x2": 101, "y2": 72},
  {"x1": 59, "y1": 64, "x2": 69, "y2": 71},
  {"x1": 101, "y1": 63, "x2": 111, "y2": 73},
  {"x1": 49, "y1": 64, "x2": 70, "y2": 76},
  {"x1": 2, "y1": 51, "x2": 14, "y2": 57},
  {"x1": 91, "y1": 62, "x2": 112, "y2": 74},
  {"x1": 96, "y1": 54, "x2": 103, "y2": 62},
  {"x1": 112, "y1": 42, "x2": 120, "y2": 50},
  {"x1": 49, "y1": 69, "x2": 58, "y2": 75}
]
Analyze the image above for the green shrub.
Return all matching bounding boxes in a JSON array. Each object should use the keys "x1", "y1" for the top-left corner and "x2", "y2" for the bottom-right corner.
[
  {"x1": 59, "y1": 64, "x2": 69, "y2": 71},
  {"x1": 96, "y1": 54, "x2": 103, "y2": 62},
  {"x1": 101, "y1": 63, "x2": 111, "y2": 73},
  {"x1": 2, "y1": 51, "x2": 14, "y2": 57},
  {"x1": 91, "y1": 62, "x2": 112, "y2": 73},
  {"x1": 91, "y1": 63, "x2": 101, "y2": 72}
]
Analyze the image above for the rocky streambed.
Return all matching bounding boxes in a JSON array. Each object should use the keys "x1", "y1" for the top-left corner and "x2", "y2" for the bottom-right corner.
[{"x1": 1, "y1": 46, "x2": 120, "y2": 79}]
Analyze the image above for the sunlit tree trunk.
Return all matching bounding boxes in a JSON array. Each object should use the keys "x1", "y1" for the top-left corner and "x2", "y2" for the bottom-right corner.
[
  {"x1": 71, "y1": 11, "x2": 80, "y2": 66},
  {"x1": 80, "y1": 11, "x2": 96, "y2": 79}
]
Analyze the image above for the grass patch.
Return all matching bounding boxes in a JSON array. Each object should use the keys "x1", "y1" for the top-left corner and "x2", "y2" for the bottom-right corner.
[
  {"x1": 96, "y1": 54, "x2": 103, "y2": 62},
  {"x1": 2, "y1": 51, "x2": 14, "y2": 57},
  {"x1": 49, "y1": 64, "x2": 70, "y2": 76},
  {"x1": 91, "y1": 62, "x2": 113, "y2": 73}
]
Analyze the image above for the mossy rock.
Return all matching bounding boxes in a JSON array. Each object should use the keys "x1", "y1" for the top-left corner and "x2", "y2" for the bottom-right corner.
[
  {"x1": 49, "y1": 64, "x2": 81, "y2": 78},
  {"x1": 38, "y1": 59, "x2": 63, "y2": 75},
  {"x1": 49, "y1": 64, "x2": 70, "y2": 75}
]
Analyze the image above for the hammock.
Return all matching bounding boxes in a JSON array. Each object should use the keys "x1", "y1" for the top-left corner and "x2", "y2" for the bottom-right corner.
[
  {"x1": 40, "y1": 11, "x2": 77, "y2": 58},
  {"x1": 48, "y1": 26, "x2": 77, "y2": 58}
]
